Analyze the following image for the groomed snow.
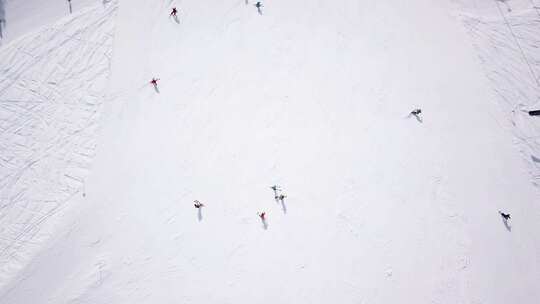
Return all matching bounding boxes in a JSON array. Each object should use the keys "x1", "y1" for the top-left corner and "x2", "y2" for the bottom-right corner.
[{"x1": 0, "y1": 0, "x2": 539, "y2": 303}]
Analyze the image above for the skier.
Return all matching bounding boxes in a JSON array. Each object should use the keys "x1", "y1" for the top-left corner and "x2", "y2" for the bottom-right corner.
[
  {"x1": 170, "y1": 7, "x2": 178, "y2": 17},
  {"x1": 194, "y1": 200, "x2": 204, "y2": 208},
  {"x1": 409, "y1": 108, "x2": 422, "y2": 122},
  {"x1": 499, "y1": 211, "x2": 511, "y2": 221},
  {"x1": 270, "y1": 185, "x2": 281, "y2": 199},
  {"x1": 254, "y1": 2, "x2": 263, "y2": 14},
  {"x1": 150, "y1": 78, "x2": 160, "y2": 92},
  {"x1": 258, "y1": 211, "x2": 268, "y2": 229}
]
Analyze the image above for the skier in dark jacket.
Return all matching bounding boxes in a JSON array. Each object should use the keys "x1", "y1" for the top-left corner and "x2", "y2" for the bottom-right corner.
[
  {"x1": 170, "y1": 7, "x2": 178, "y2": 17},
  {"x1": 271, "y1": 185, "x2": 280, "y2": 200},
  {"x1": 194, "y1": 200, "x2": 204, "y2": 208},
  {"x1": 499, "y1": 211, "x2": 511, "y2": 221},
  {"x1": 255, "y1": 2, "x2": 263, "y2": 14},
  {"x1": 409, "y1": 108, "x2": 422, "y2": 122}
]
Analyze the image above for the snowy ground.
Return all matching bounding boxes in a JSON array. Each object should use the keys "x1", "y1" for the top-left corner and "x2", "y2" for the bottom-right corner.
[
  {"x1": 0, "y1": 0, "x2": 539, "y2": 303},
  {"x1": 0, "y1": 0, "x2": 116, "y2": 296},
  {"x1": 454, "y1": 0, "x2": 540, "y2": 183},
  {"x1": 0, "y1": 0, "x2": 99, "y2": 45}
]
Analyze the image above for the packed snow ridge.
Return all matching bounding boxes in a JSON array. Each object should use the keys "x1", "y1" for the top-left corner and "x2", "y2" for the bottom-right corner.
[{"x1": 0, "y1": 0, "x2": 539, "y2": 303}]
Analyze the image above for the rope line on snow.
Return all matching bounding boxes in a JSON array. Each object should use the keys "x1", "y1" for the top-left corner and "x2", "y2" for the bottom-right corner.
[{"x1": 494, "y1": 0, "x2": 540, "y2": 87}]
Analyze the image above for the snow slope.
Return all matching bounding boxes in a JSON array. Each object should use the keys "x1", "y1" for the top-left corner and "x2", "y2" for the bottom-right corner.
[
  {"x1": 0, "y1": 0, "x2": 116, "y2": 297},
  {"x1": 1, "y1": 0, "x2": 540, "y2": 303},
  {"x1": 454, "y1": 0, "x2": 540, "y2": 183},
  {"x1": 0, "y1": 0, "x2": 99, "y2": 44}
]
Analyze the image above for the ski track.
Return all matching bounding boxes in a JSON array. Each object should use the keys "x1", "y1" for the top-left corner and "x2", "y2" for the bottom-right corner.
[
  {"x1": 455, "y1": 0, "x2": 540, "y2": 185},
  {"x1": 0, "y1": 1, "x2": 117, "y2": 290}
]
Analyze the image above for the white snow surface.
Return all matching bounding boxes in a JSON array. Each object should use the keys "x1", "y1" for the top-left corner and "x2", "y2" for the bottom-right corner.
[
  {"x1": 0, "y1": 0, "x2": 99, "y2": 44},
  {"x1": 1, "y1": 0, "x2": 540, "y2": 303},
  {"x1": 0, "y1": 0, "x2": 116, "y2": 298}
]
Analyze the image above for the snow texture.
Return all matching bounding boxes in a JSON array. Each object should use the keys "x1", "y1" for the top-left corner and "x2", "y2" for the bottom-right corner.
[
  {"x1": 0, "y1": 0, "x2": 98, "y2": 44},
  {"x1": 0, "y1": 0, "x2": 5, "y2": 39},
  {"x1": 0, "y1": 0, "x2": 539, "y2": 303},
  {"x1": 454, "y1": 0, "x2": 540, "y2": 184},
  {"x1": 0, "y1": 0, "x2": 116, "y2": 294}
]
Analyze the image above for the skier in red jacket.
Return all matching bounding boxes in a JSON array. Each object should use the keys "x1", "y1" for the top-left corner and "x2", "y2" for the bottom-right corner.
[{"x1": 258, "y1": 211, "x2": 268, "y2": 229}]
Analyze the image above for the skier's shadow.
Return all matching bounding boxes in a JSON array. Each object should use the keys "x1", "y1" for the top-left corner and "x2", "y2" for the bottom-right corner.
[
  {"x1": 501, "y1": 217, "x2": 511, "y2": 232},
  {"x1": 407, "y1": 113, "x2": 423, "y2": 123},
  {"x1": 172, "y1": 15, "x2": 180, "y2": 24},
  {"x1": 152, "y1": 84, "x2": 160, "y2": 93},
  {"x1": 197, "y1": 208, "x2": 203, "y2": 222},
  {"x1": 279, "y1": 198, "x2": 287, "y2": 214},
  {"x1": 261, "y1": 218, "x2": 268, "y2": 230}
]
